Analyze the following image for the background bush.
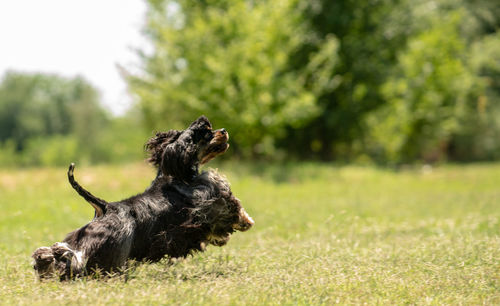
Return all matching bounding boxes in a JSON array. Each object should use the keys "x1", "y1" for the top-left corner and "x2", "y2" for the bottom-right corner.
[
  {"x1": 127, "y1": 0, "x2": 500, "y2": 163},
  {"x1": 0, "y1": 72, "x2": 147, "y2": 167},
  {"x1": 1, "y1": 0, "x2": 499, "y2": 166}
]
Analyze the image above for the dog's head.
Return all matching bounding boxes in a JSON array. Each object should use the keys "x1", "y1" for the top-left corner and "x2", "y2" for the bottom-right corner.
[
  {"x1": 145, "y1": 116, "x2": 229, "y2": 181},
  {"x1": 185, "y1": 170, "x2": 254, "y2": 248},
  {"x1": 204, "y1": 195, "x2": 254, "y2": 247}
]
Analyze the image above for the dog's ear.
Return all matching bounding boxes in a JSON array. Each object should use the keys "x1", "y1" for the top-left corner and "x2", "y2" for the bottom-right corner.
[
  {"x1": 189, "y1": 115, "x2": 212, "y2": 130},
  {"x1": 161, "y1": 142, "x2": 197, "y2": 181},
  {"x1": 145, "y1": 130, "x2": 182, "y2": 167}
]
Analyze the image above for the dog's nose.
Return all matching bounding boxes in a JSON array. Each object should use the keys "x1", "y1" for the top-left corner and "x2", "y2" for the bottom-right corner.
[{"x1": 233, "y1": 207, "x2": 254, "y2": 232}]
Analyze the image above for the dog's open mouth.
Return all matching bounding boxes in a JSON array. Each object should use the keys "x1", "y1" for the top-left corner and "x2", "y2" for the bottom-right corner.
[
  {"x1": 206, "y1": 233, "x2": 231, "y2": 246},
  {"x1": 200, "y1": 129, "x2": 230, "y2": 164}
]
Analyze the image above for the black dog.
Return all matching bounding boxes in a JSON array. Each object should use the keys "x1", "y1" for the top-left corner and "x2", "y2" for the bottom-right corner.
[{"x1": 32, "y1": 116, "x2": 254, "y2": 280}]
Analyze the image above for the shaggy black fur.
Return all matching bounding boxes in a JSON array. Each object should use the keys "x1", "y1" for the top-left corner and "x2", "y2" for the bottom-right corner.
[{"x1": 32, "y1": 116, "x2": 254, "y2": 280}]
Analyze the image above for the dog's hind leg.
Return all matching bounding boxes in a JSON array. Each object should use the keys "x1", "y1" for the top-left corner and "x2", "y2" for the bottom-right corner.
[{"x1": 32, "y1": 242, "x2": 87, "y2": 280}]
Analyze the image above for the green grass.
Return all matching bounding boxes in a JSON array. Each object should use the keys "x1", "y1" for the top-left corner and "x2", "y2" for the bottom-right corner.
[{"x1": 1, "y1": 162, "x2": 499, "y2": 304}]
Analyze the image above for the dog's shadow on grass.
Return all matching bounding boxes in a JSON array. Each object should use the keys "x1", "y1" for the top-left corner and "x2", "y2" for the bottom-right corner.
[{"x1": 127, "y1": 255, "x2": 244, "y2": 282}]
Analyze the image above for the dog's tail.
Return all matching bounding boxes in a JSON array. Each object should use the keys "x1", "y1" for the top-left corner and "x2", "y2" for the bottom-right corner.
[{"x1": 67, "y1": 163, "x2": 107, "y2": 218}]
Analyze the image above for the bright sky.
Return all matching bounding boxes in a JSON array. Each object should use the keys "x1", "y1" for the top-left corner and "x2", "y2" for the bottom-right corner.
[{"x1": 0, "y1": 0, "x2": 149, "y2": 116}]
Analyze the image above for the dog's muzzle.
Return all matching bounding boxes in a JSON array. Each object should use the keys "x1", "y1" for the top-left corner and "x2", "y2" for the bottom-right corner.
[
  {"x1": 200, "y1": 128, "x2": 230, "y2": 164},
  {"x1": 233, "y1": 207, "x2": 254, "y2": 231},
  {"x1": 211, "y1": 128, "x2": 230, "y2": 153}
]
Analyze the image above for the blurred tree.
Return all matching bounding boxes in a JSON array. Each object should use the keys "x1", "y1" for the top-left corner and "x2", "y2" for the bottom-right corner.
[
  {"x1": 128, "y1": 0, "x2": 500, "y2": 162},
  {"x1": 365, "y1": 1, "x2": 500, "y2": 163},
  {"x1": 447, "y1": 0, "x2": 500, "y2": 161},
  {"x1": 128, "y1": 0, "x2": 338, "y2": 157},
  {"x1": 0, "y1": 72, "x2": 109, "y2": 165},
  {"x1": 277, "y1": 0, "x2": 500, "y2": 162},
  {"x1": 449, "y1": 33, "x2": 500, "y2": 161},
  {"x1": 280, "y1": 0, "x2": 411, "y2": 160},
  {"x1": 367, "y1": 12, "x2": 475, "y2": 162}
]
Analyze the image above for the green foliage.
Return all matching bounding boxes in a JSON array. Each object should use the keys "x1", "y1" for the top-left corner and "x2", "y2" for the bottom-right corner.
[
  {"x1": 129, "y1": 0, "x2": 338, "y2": 156},
  {"x1": 364, "y1": 2, "x2": 500, "y2": 163},
  {"x1": 0, "y1": 72, "x2": 105, "y2": 166},
  {"x1": 22, "y1": 136, "x2": 79, "y2": 167},
  {"x1": 0, "y1": 140, "x2": 18, "y2": 167},
  {"x1": 450, "y1": 31, "x2": 500, "y2": 161},
  {"x1": 1, "y1": 0, "x2": 499, "y2": 164},
  {"x1": 368, "y1": 12, "x2": 475, "y2": 162},
  {"x1": 90, "y1": 112, "x2": 150, "y2": 164},
  {"x1": 0, "y1": 72, "x2": 148, "y2": 167},
  {"x1": 281, "y1": 0, "x2": 410, "y2": 159},
  {"x1": 1, "y1": 163, "x2": 499, "y2": 303},
  {"x1": 129, "y1": 0, "x2": 500, "y2": 163},
  {"x1": 0, "y1": 72, "x2": 103, "y2": 149}
]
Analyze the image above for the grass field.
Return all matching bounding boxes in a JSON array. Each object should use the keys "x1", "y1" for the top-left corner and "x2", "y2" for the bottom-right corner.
[{"x1": 0, "y1": 162, "x2": 499, "y2": 304}]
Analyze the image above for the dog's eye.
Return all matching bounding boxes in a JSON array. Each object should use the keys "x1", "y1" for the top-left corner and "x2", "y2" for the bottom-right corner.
[{"x1": 204, "y1": 132, "x2": 213, "y2": 141}]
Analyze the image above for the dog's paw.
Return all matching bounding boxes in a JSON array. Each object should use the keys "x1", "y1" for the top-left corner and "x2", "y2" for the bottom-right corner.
[{"x1": 32, "y1": 246, "x2": 56, "y2": 279}]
